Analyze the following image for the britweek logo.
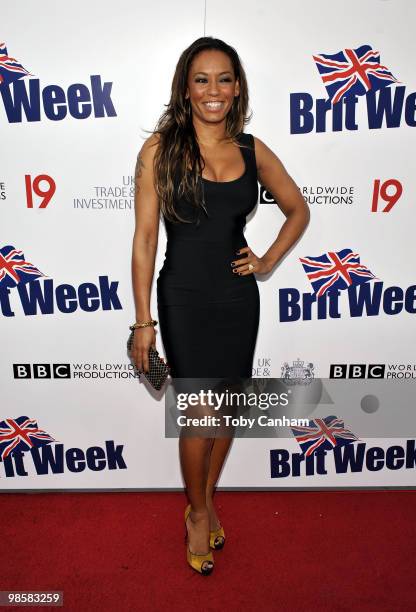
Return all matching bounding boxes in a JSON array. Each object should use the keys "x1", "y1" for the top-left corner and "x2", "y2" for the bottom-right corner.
[
  {"x1": 279, "y1": 248, "x2": 416, "y2": 322},
  {"x1": 0, "y1": 416, "x2": 127, "y2": 478},
  {"x1": 0, "y1": 41, "x2": 116, "y2": 123},
  {"x1": 270, "y1": 440, "x2": 416, "y2": 478},
  {"x1": 271, "y1": 415, "x2": 416, "y2": 477},
  {"x1": 290, "y1": 44, "x2": 415, "y2": 133},
  {"x1": 0, "y1": 244, "x2": 122, "y2": 317}
]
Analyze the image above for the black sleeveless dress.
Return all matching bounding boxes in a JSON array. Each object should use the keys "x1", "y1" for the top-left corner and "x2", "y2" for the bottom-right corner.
[{"x1": 156, "y1": 132, "x2": 260, "y2": 382}]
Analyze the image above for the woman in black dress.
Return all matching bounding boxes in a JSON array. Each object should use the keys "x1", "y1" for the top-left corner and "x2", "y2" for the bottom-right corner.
[{"x1": 131, "y1": 37, "x2": 309, "y2": 575}]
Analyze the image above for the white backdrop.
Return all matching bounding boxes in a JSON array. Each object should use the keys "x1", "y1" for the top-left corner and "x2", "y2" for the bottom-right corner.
[{"x1": 2, "y1": 0, "x2": 415, "y2": 489}]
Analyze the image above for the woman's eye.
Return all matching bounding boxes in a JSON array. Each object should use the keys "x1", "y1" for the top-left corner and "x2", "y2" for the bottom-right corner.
[{"x1": 195, "y1": 77, "x2": 233, "y2": 83}]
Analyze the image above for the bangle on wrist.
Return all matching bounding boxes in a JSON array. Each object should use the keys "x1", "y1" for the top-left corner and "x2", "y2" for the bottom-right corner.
[{"x1": 130, "y1": 319, "x2": 158, "y2": 330}]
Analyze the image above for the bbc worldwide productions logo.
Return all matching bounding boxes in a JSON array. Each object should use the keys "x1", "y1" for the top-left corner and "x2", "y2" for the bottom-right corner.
[
  {"x1": 330, "y1": 364, "x2": 385, "y2": 378},
  {"x1": 13, "y1": 363, "x2": 139, "y2": 380},
  {"x1": 330, "y1": 363, "x2": 416, "y2": 379},
  {"x1": 13, "y1": 364, "x2": 71, "y2": 379}
]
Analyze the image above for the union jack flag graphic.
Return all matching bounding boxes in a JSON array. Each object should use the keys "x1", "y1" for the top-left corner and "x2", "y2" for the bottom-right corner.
[
  {"x1": 300, "y1": 248, "x2": 378, "y2": 298},
  {"x1": 0, "y1": 416, "x2": 57, "y2": 461},
  {"x1": 313, "y1": 44, "x2": 400, "y2": 105},
  {"x1": 0, "y1": 42, "x2": 32, "y2": 87},
  {"x1": 291, "y1": 415, "x2": 359, "y2": 457},
  {"x1": 0, "y1": 245, "x2": 46, "y2": 290}
]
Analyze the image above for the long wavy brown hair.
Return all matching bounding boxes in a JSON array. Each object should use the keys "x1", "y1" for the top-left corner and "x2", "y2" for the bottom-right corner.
[{"x1": 148, "y1": 36, "x2": 252, "y2": 224}]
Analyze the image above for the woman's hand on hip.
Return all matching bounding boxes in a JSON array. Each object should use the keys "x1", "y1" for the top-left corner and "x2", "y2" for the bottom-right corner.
[{"x1": 230, "y1": 246, "x2": 273, "y2": 276}]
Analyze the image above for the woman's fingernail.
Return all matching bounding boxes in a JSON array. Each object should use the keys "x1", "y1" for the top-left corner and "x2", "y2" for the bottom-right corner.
[{"x1": 231, "y1": 262, "x2": 235, "y2": 267}]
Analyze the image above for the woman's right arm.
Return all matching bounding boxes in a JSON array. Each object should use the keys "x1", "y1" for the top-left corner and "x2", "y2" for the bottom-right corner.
[{"x1": 131, "y1": 134, "x2": 161, "y2": 374}]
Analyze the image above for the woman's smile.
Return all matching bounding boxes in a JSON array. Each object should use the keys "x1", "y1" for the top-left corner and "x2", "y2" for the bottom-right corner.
[{"x1": 203, "y1": 101, "x2": 225, "y2": 111}]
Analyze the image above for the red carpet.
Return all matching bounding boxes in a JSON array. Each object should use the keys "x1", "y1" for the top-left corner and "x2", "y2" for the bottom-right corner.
[{"x1": 0, "y1": 491, "x2": 414, "y2": 611}]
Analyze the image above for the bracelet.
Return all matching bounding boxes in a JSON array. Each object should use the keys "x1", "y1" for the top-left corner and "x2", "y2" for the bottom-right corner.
[{"x1": 129, "y1": 320, "x2": 158, "y2": 330}]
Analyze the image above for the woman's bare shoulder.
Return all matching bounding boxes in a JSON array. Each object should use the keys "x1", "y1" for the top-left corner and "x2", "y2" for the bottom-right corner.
[
  {"x1": 252, "y1": 134, "x2": 273, "y2": 156},
  {"x1": 135, "y1": 134, "x2": 162, "y2": 186},
  {"x1": 139, "y1": 132, "x2": 161, "y2": 159},
  {"x1": 252, "y1": 135, "x2": 285, "y2": 172}
]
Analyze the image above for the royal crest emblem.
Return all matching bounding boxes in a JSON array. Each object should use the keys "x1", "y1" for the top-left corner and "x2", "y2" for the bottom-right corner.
[{"x1": 281, "y1": 358, "x2": 314, "y2": 385}]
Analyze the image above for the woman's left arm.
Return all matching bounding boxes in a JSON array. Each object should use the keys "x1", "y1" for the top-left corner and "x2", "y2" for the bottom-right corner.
[{"x1": 234, "y1": 136, "x2": 310, "y2": 275}]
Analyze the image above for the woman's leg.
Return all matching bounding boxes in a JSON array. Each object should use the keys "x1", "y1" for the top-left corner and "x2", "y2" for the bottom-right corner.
[
  {"x1": 180, "y1": 435, "x2": 215, "y2": 554},
  {"x1": 205, "y1": 436, "x2": 233, "y2": 530},
  {"x1": 204, "y1": 377, "x2": 243, "y2": 529}
]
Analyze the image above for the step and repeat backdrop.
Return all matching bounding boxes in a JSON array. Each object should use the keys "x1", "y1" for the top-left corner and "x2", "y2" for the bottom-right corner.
[{"x1": 2, "y1": 1, "x2": 415, "y2": 490}]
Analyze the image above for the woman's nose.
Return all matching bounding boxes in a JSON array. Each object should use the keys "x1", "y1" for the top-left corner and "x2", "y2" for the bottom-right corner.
[{"x1": 207, "y1": 80, "x2": 219, "y2": 94}]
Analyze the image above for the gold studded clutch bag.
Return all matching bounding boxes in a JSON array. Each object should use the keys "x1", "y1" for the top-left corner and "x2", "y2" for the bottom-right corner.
[{"x1": 127, "y1": 331, "x2": 170, "y2": 391}]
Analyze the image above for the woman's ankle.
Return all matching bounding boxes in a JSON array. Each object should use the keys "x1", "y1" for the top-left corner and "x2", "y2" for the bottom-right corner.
[
  {"x1": 188, "y1": 507, "x2": 209, "y2": 523},
  {"x1": 205, "y1": 500, "x2": 221, "y2": 530}
]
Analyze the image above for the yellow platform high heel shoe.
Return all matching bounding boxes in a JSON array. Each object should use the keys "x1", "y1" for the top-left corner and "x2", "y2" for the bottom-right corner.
[
  {"x1": 210, "y1": 525, "x2": 225, "y2": 550},
  {"x1": 184, "y1": 504, "x2": 214, "y2": 576}
]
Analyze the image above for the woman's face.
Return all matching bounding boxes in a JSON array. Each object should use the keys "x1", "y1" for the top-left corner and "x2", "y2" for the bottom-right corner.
[{"x1": 185, "y1": 49, "x2": 240, "y2": 126}]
